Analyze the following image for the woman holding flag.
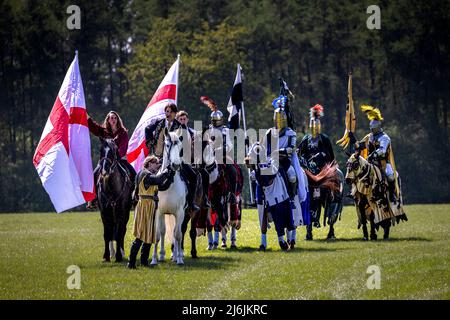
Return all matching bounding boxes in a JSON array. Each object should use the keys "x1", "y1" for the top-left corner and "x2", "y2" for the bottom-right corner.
[{"x1": 86, "y1": 111, "x2": 136, "y2": 209}]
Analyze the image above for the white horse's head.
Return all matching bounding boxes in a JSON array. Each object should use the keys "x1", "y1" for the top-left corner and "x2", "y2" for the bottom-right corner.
[
  {"x1": 203, "y1": 137, "x2": 216, "y2": 166},
  {"x1": 163, "y1": 127, "x2": 183, "y2": 171}
]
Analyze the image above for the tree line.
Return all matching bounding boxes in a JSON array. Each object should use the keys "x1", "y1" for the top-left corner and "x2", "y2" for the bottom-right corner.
[{"x1": 0, "y1": 0, "x2": 448, "y2": 212}]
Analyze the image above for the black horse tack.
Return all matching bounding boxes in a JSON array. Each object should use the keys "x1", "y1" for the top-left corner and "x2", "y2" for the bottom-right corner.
[{"x1": 97, "y1": 138, "x2": 134, "y2": 262}]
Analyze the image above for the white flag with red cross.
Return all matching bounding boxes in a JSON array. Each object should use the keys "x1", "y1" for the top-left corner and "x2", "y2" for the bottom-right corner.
[
  {"x1": 33, "y1": 52, "x2": 95, "y2": 213},
  {"x1": 126, "y1": 55, "x2": 179, "y2": 171}
]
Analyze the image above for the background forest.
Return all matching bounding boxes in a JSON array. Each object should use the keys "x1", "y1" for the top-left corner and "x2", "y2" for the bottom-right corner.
[{"x1": 0, "y1": 0, "x2": 449, "y2": 211}]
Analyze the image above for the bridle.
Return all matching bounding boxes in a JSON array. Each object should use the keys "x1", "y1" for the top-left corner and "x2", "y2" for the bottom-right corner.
[{"x1": 98, "y1": 142, "x2": 130, "y2": 208}]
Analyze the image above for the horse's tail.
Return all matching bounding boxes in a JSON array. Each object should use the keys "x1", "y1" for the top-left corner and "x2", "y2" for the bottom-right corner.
[{"x1": 165, "y1": 214, "x2": 176, "y2": 244}]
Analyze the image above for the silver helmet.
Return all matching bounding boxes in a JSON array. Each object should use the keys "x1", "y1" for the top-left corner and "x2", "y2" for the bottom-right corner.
[{"x1": 211, "y1": 110, "x2": 224, "y2": 127}]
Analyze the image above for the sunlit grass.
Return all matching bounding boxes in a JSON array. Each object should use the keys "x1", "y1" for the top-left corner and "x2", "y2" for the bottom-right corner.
[{"x1": 0, "y1": 204, "x2": 448, "y2": 299}]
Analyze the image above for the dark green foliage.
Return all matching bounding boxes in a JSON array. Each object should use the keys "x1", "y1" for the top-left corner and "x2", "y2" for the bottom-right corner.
[{"x1": 0, "y1": 0, "x2": 448, "y2": 211}]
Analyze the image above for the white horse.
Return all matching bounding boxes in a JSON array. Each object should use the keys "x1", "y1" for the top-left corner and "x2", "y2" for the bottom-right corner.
[{"x1": 151, "y1": 128, "x2": 187, "y2": 266}]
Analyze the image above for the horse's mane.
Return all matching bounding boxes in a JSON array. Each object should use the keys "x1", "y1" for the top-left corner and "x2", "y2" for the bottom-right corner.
[{"x1": 304, "y1": 160, "x2": 340, "y2": 192}]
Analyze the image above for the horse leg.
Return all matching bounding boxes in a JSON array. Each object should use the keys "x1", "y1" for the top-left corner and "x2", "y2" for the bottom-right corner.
[
  {"x1": 206, "y1": 223, "x2": 214, "y2": 250},
  {"x1": 151, "y1": 238, "x2": 159, "y2": 266},
  {"x1": 230, "y1": 226, "x2": 237, "y2": 249},
  {"x1": 181, "y1": 212, "x2": 190, "y2": 253},
  {"x1": 158, "y1": 214, "x2": 166, "y2": 262},
  {"x1": 190, "y1": 213, "x2": 198, "y2": 258},
  {"x1": 369, "y1": 213, "x2": 377, "y2": 241},
  {"x1": 102, "y1": 214, "x2": 113, "y2": 262},
  {"x1": 115, "y1": 217, "x2": 127, "y2": 262},
  {"x1": 221, "y1": 228, "x2": 227, "y2": 248},
  {"x1": 305, "y1": 224, "x2": 313, "y2": 241},
  {"x1": 327, "y1": 222, "x2": 336, "y2": 240},
  {"x1": 175, "y1": 210, "x2": 184, "y2": 265},
  {"x1": 383, "y1": 220, "x2": 391, "y2": 240}
]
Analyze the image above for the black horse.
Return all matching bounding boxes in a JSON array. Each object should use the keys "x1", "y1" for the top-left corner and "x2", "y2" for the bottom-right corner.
[{"x1": 97, "y1": 138, "x2": 134, "y2": 262}]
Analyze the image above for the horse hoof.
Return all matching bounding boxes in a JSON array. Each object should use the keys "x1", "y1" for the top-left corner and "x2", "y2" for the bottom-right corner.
[
  {"x1": 102, "y1": 258, "x2": 111, "y2": 263},
  {"x1": 363, "y1": 237, "x2": 368, "y2": 241},
  {"x1": 206, "y1": 244, "x2": 213, "y2": 250},
  {"x1": 177, "y1": 259, "x2": 184, "y2": 265},
  {"x1": 230, "y1": 244, "x2": 237, "y2": 249},
  {"x1": 159, "y1": 255, "x2": 165, "y2": 262}
]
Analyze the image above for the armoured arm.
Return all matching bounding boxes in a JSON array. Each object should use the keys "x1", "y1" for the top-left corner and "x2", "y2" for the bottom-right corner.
[{"x1": 374, "y1": 134, "x2": 390, "y2": 157}]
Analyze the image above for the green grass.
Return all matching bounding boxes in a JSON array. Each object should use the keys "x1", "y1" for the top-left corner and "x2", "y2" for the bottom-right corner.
[{"x1": 0, "y1": 204, "x2": 448, "y2": 300}]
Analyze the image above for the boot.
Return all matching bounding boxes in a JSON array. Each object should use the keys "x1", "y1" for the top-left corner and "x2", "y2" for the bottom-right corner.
[
  {"x1": 388, "y1": 181, "x2": 397, "y2": 203},
  {"x1": 203, "y1": 193, "x2": 211, "y2": 209},
  {"x1": 140, "y1": 243, "x2": 151, "y2": 266},
  {"x1": 127, "y1": 239, "x2": 142, "y2": 269},
  {"x1": 187, "y1": 186, "x2": 200, "y2": 212}
]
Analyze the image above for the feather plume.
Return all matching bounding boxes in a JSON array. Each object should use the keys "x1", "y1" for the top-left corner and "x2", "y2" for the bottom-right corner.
[
  {"x1": 360, "y1": 105, "x2": 383, "y2": 121},
  {"x1": 309, "y1": 104, "x2": 324, "y2": 119},
  {"x1": 200, "y1": 96, "x2": 217, "y2": 112}
]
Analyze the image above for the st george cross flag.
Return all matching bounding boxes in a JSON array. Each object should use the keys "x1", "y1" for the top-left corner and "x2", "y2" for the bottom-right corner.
[
  {"x1": 127, "y1": 56, "x2": 180, "y2": 171},
  {"x1": 33, "y1": 52, "x2": 95, "y2": 213},
  {"x1": 227, "y1": 64, "x2": 244, "y2": 130}
]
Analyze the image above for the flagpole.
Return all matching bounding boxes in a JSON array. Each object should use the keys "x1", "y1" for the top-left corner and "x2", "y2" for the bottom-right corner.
[{"x1": 238, "y1": 64, "x2": 255, "y2": 206}]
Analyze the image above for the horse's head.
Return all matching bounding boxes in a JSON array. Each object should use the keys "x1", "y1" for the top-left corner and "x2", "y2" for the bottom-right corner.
[
  {"x1": 245, "y1": 142, "x2": 265, "y2": 171},
  {"x1": 345, "y1": 151, "x2": 368, "y2": 185},
  {"x1": 202, "y1": 135, "x2": 216, "y2": 167},
  {"x1": 163, "y1": 127, "x2": 182, "y2": 170},
  {"x1": 245, "y1": 142, "x2": 277, "y2": 186},
  {"x1": 99, "y1": 138, "x2": 119, "y2": 177}
]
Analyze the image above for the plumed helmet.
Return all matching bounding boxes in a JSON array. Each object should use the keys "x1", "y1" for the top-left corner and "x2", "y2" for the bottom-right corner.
[
  {"x1": 200, "y1": 96, "x2": 224, "y2": 127},
  {"x1": 273, "y1": 107, "x2": 287, "y2": 130},
  {"x1": 211, "y1": 110, "x2": 224, "y2": 127},
  {"x1": 309, "y1": 104, "x2": 324, "y2": 138},
  {"x1": 361, "y1": 105, "x2": 383, "y2": 133}
]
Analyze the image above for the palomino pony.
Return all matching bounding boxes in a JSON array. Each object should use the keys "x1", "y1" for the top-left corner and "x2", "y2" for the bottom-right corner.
[
  {"x1": 97, "y1": 138, "x2": 134, "y2": 262},
  {"x1": 345, "y1": 150, "x2": 407, "y2": 240},
  {"x1": 151, "y1": 128, "x2": 187, "y2": 265}
]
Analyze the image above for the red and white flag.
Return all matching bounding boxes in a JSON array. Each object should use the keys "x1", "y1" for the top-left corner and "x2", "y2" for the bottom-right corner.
[
  {"x1": 33, "y1": 52, "x2": 95, "y2": 213},
  {"x1": 127, "y1": 55, "x2": 179, "y2": 171}
]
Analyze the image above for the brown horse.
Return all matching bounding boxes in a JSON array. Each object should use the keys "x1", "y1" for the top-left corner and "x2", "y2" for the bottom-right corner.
[{"x1": 97, "y1": 138, "x2": 134, "y2": 262}]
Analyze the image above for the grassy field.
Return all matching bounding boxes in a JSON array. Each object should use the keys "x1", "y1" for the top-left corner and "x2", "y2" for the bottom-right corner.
[{"x1": 0, "y1": 204, "x2": 448, "y2": 300}]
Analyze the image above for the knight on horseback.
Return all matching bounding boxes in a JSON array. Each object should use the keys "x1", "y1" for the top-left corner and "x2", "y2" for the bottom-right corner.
[
  {"x1": 144, "y1": 103, "x2": 200, "y2": 213},
  {"x1": 260, "y1": 106, "x2": 301, "y2": 248},
  {"x1": 345, "y1": 105, "x2": 407, "y2": 240},
  {"x1": 201, "y1": 96, "x2": 243, "y2": 249},
  {"x1": 298, "y1": 104, "x2": 343, "y2": 240},
  {"x1": 356, "y1": 105, "x2": 398, "y2": 203}
]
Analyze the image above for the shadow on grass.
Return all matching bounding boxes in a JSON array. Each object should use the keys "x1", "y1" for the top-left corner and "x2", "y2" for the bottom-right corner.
[
  {"x1": 82, "y1": 255, "x2": 240, "y2": 270},
  {"x1": 315, "y1": 236, "x2": 432, "y2": 243},
  {"x1": 207, "y1": 245, "x2": 340, "y2": 254}
]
